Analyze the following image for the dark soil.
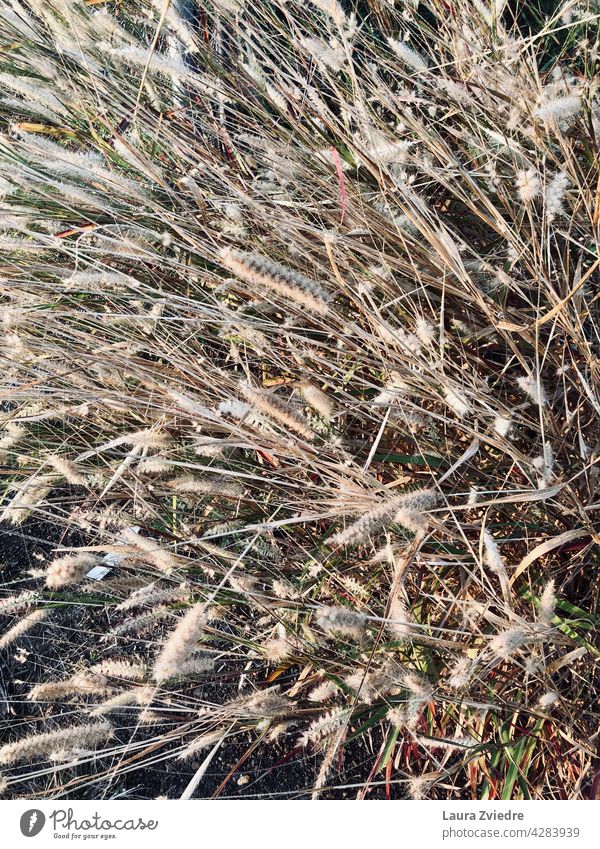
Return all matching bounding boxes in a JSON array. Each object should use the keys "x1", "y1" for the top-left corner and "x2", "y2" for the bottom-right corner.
[{"x1": 0, "y1": 519, "x2": 394, "y2": 800}]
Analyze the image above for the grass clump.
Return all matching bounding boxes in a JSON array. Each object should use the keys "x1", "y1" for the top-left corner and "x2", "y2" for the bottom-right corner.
[{"x1": 0, "y1": 0, "x2": 599, "y2": 800}]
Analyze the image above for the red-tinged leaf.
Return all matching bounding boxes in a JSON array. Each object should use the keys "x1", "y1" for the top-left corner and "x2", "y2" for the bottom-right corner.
[
  {"x1": 256, "y1": 448, "x2": 280, "y2": 468},
  {"x1": 385, "y1": 757, "x2": 393, "y2": 799}
]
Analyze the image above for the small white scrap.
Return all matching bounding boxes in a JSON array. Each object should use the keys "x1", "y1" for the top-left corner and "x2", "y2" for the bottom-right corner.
[{"x1": 86, "y1": 565, "x2": 112, "y2": 581}]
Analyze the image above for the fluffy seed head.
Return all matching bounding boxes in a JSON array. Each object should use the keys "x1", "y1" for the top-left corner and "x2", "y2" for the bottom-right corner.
[
  {"x1": 483, "y1": 531, "x2": 505, "y2": 574},
  {"x1": 0, "y1": 609, "x2": 47, "y2": 650},
  {"x1": 46, "y1": 554, "x2": 99, "y2": 589},
  {"x1": 316, "y1": 606, "x2": 367, "y2": 638},
  {"x1": 153, "y1": 603, "x2": 208, "y2": 682},
  {"x1": 517, "y1": 374, "x2": 547, "y2": 406},
  {"x1": 387, "y1": 37, "x2": 429, "y2": 72},
  {"x1": 444, "y1": 386, "x2": 469, "y2": 418},
  {"x1": 220, "y1": 247, "x2": 330, "y2": 315},
  {"x1": 494, "y1": 415, "x2": 512, "y2": 437},
  {"x1": 538, "y1": 690, "x2": 560, "y2": 709},
  {"x1": 516, "y1": 169, "x2": 541, "y2": 202},
  {"x1": 538, "y1": 579, "x2": 556, "y2": 627},
  {"x1": 0, "y1": 722, "x2": 113, "y2": 765},
  {"x1": 488, "y1": 627, "x2": 527, "y2": 659}
]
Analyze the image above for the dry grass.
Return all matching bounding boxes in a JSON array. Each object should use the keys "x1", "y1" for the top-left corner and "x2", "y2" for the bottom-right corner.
[{"x1": 0, "y1": 0, "x2": 599, "y2": 799}]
